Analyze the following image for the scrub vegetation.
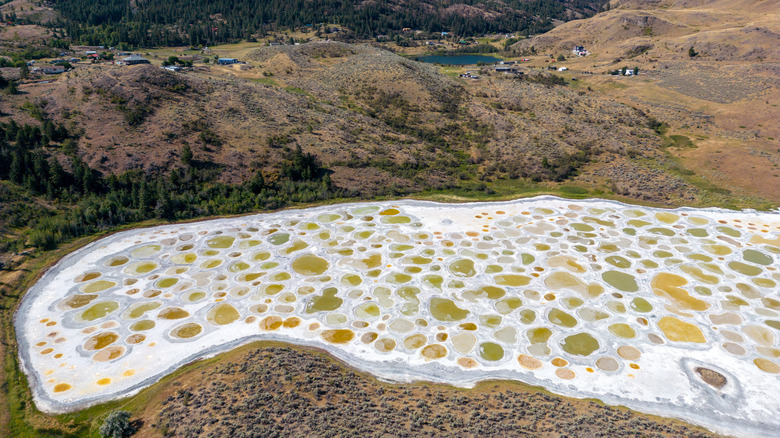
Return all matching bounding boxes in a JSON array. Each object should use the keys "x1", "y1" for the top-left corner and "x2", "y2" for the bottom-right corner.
[{"x1": 145, "y1": 345, "x2": 718, "y2": 437}]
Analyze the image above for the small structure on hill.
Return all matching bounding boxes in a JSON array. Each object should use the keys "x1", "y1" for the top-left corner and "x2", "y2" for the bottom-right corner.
[
  {"x1": 494, "y1": 66, "x2": 522, "y2": 76},
  {"x1": 558, "y1": 66, "x2": 568, "y2": 72},
  {"x1": 122, "y1": 55, "x2": 150, "y2": 65},
  {"x1": 218, "y1": 58, "x2": 238, "y2": 65},
  {"x1": 573, "y1": 45, "x2": 588, "y2": 56},
  {"x1": 32, "y1": 65, "x2": 65, "y2": 75}
]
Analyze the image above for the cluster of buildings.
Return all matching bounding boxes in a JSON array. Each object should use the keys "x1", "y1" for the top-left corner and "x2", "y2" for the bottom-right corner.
[
  {"x1": 25, "y1": 51, "x2": 151, "y2": 77},
  {"x1": 573, "y1": 45, "x2": 588, "y2": 56},
  {"x1": 494, "y1": 61, "x2": 525, "y2": 76}
]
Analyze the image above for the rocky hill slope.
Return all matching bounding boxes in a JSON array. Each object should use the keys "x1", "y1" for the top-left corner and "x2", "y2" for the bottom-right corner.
[{"x1": 3, "y1": 42, "x2": 693, "y2": 201}]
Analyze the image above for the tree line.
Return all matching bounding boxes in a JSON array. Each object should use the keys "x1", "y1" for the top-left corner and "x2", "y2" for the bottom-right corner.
[
  {"x1": 0, "y1": 118, "x2": 350, "y2": 252},
  {"x1": 51, "y1": 0, "x2": 605, "y2": 48}
]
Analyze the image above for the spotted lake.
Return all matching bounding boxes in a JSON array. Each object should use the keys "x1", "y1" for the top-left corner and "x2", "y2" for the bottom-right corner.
[{"x1": 15, "y1": 197, "x2": 780, "y2": 437}]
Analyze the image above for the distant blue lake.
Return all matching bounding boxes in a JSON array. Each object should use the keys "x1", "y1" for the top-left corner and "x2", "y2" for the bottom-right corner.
[{"x1": 416, "y1": 55, "x2": 502, "y2": 65}]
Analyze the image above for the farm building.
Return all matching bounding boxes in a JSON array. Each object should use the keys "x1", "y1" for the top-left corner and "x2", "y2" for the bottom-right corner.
[
  {"x1": 123, "y1": 55, "x2": 150, "y2": 65},
  {"x1": 573, "y1": 45, "x2": 588, "y2": 56},
  {"x1": 32, "y1": 65, "x2": 65, "y2": 75}
]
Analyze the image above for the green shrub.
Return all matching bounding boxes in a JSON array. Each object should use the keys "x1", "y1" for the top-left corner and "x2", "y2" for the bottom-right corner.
[{"x1": 100, "y1": 410, "x2": 135, "y2": 438}]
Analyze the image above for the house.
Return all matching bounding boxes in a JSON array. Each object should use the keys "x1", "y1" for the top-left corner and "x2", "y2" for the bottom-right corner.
[
  {"x1": 32, "y1": 65, "x2": 65, "y2": 75},
  {"x1": 217, "y1": 58, "x2": 238, "y2": 65},
  {"x1": 495, "y1": 66, "x2": 520, "y2": 75},
  {"x1": 163, "y1": 65, "x2": 182, "y2": 72},
  {"x1": 572, "y1": 45, "x2": 588, "y2": 56},
  {"x1": 459, "y1": 71, "x2": 479, "y2": 79},
  {"x1": 87, "y1": 53, "x2": 100, "y2": 60},
  {"x1": 84, "y1": 50, "x2": 97, "y2": 55},
  {"x1": 499, "y1": 61, "x2": 516, "y2": 65},
  {"x1": 624, "y1": 69, "x2": 635, "y2": 76},
  {"x1": 123, "y1": 55, "x2": 150, "y2": 65},
  {"x1": 441, "y1": 32, "x2": 449, "y2": 36}
]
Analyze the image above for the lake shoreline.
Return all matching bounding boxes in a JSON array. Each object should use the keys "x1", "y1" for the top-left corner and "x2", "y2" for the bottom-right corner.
[{"x1": 16, "y1": 196, "x2": 780, "y2": 437}]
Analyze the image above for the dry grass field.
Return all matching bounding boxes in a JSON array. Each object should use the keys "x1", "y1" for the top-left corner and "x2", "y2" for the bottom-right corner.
[{"x1": 507, "y1": 0, "x2": 780, "y2": 204}]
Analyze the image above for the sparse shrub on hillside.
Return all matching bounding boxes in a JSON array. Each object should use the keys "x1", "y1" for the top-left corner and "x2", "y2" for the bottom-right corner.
[
  {"x1": 626, "y1": 45, "x2": 651, "y2": 57},
  {"x1": 120, "y1": 104, "x2": 151, "y2": 126},
  {"x1": 647, "y1": 117, "x2": 667, "y2": 134},
  {"x1": 267, "y1": 134, "x2": 293, "y2": 148},
  {"x1": 100, "y1": 411, "x2": 135, "y2": 438},
  {"x1": 198, "y1": 128, "x2": 222, "y2": 146},
  {"x1": 21, "y1": 100, "x2": 45, "y2": 121},
  {"x1": 523, "y1": 73, "x2": 567, "y2": 87},
  {"x1": 180, "y1": 145, "x2": 193, "y2": 166}
]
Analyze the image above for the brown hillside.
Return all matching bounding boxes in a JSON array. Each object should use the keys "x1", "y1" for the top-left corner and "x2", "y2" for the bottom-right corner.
[
  {"x1": 3, "y1": 42, "x2": 701, "y2": 202},
  {"x1": 512, "y1": 0, "x2": 780, "y2": 61}
]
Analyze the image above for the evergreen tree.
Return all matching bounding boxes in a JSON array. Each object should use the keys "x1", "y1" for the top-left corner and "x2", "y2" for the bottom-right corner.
[{"x1": 19, "y1": 63, "x2": 29, "y2": 80}]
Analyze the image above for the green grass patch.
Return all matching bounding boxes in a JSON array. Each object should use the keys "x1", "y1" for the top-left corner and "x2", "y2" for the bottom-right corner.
[
  {"x1": 249, "y1": 77, "x2": 278, "y2": 86},
  {"x1": 664, "y1": 135, "x2": 695, "y2": 148},
  {"x1": 559, "y1": 185, "x2": 589, "y2": 196},
  {"x1": 284, "y1": 86, "x2": 312, "y2": 97}
]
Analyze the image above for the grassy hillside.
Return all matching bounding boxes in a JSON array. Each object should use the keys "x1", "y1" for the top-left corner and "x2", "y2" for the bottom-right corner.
[{"x1": 512, "y1": 0, "x2": 780, "y2": 61}]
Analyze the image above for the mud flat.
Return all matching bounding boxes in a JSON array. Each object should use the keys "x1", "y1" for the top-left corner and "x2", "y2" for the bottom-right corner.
[{"x1": 15, "y1": 197, "x2": 780, "y2": 436}]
